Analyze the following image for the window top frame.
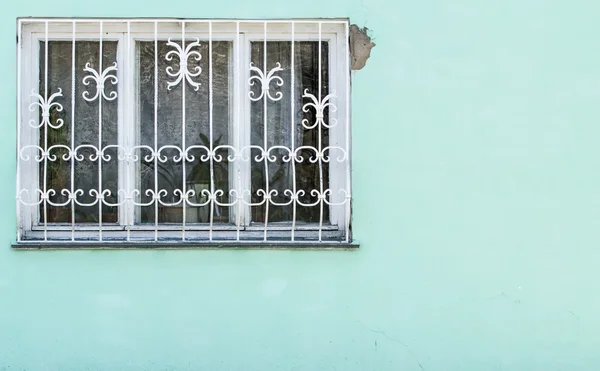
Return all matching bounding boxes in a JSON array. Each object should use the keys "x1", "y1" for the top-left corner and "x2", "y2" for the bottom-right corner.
[{"x1": 20, "y1": 19, "x2": 348, "y2": 36}]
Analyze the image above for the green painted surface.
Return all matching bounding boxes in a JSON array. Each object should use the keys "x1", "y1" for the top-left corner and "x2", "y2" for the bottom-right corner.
[{"x1": 1, "y1": 1, "x2": 600, "y2": 370}]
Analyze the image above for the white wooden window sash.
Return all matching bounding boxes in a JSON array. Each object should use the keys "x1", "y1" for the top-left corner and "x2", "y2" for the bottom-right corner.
[{"x1": 16, "y1": 19, "x2": 352, "y2": 244}]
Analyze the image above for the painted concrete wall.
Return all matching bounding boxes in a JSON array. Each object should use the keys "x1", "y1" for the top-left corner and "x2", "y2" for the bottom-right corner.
[{"x1": 1, "y1": 0, "x2": 600, "y2": 370}]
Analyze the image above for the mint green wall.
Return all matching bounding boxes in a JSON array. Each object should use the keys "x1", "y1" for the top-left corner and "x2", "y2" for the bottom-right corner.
[{"x1": 2, "y1": 1, "x2": 600, "y2": 370}]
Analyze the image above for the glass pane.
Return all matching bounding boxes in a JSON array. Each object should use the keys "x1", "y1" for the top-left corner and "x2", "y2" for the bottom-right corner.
[
  {"x1": 250, "y1": 41, "x2": 330, "y2": 224},
  {"x1": 136, "y1": 40, "x2": 232, "y2": 224},
  {"x1": 39, "y1": 40, "x2": 119, "y2": 224}
]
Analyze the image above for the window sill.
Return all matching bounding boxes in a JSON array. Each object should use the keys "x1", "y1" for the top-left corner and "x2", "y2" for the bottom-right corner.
[{"x1": 11, "y1": 240, "x2": 360, "y2": 250}]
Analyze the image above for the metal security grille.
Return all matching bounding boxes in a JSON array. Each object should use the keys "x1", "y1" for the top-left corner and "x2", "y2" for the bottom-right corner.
[{"x1": 16, "y1": 18, "x2": 351, "y2": 245}]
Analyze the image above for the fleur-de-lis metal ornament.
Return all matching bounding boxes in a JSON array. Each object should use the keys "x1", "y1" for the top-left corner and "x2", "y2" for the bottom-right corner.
[
  {"x1": 82, "y1": 62, "x2": 118, "y2": 102},
  {"x1": 301, "y1": 89, "x2": 338, "y2": 129},
  {"x1": 166, "y1": 38, "x2": 202, "y2": 91},
  {"x1": 248, "y1": 62, "x2": 284, "y2": 101},
  {"x1": 29, "y1": 88, "x2": 64, "y2": 129}
]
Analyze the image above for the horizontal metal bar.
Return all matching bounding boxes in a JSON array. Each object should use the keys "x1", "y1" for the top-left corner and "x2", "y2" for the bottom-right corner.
[
  {"x1": 12, "y1": 240, "x2": 360, "y2": 250},
  {"x1": 30, "y1": 223, "x2": 339, "y2": 231},
  {"x1": 23, "y1": 230, "x2": 345, "y2": 241}
]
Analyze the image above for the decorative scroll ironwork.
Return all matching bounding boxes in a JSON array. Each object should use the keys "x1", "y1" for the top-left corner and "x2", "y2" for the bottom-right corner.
[
  {"x1": 82, "y1": 62, "x2": 118, "y2": 102},
  {"x1": 29, "y1": 88, "x2": 64, "y2": 129},
  {"x1": 166, "y1": 38, "x2": 202, "y2": 90},
  {"x1": 248, "y1": 62, "x2": 284, "y2": 101}
]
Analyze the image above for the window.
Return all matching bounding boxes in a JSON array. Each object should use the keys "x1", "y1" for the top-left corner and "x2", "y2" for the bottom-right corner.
[{"x1": 16, "y1": 19, "x2": 351, "y2": 245}]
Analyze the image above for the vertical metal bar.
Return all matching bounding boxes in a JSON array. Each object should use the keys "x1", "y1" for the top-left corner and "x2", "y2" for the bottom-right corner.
[
  {"x1": 126, "y1": 21, "x2": 131, "y2": 242},
  {"x1": 344, "y1": 21, "x2": 351, "y2": 243},
  {"x1": 43, "y1": 21, "x2": 49, "y2": 241},
  {"x1": 208, "y1": 21, "x2": 215, "y2": 241},
  {"x1": 317, "y1": 22, "x2": 324, "y2": 242},
  {"x1": 70, "y1": 21, "x2": 76, "y2": 241},
  {"x1": 154, "y1": 21, "x2": 159, "y2": 241},
  {"x1": 262, "y1": 21, "x2": 269, "y2": 241},
  {"x1": 290, "y1": 22, "x2": 297, "y2": 241},
  {"x1": 181, "y1": 21, "x2": 187, "y2": 240},
  {"x1": 16, "y1": 20, "x2": 22, "y2": 242},
  {"x1": 98, "y1": 21, "x2": 104, "y2": 241},
  {"x1": 235, "y1": 21, "x2": 241, "y2": 242}
]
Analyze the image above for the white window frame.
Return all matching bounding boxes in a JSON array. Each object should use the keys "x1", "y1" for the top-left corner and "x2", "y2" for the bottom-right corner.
[{"x1": 16, "y1": 19, "x2": 352, "y2": 245}]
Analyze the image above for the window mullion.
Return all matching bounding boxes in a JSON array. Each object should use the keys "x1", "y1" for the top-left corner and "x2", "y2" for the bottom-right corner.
[
  {"x1": 118, "y1": 27, "x2": 137, "y2": 238},
  {"x1": 239, "y1": 32, "x2": 252, "y2": 228},
  {"x1": 231, "y1": 27, "x2": 249, "y2": 236},
  {"x1": 117, "y1": 31, "x2": 130, "y2": 232},
  {"x1": 229, "y1": 24, "x2": 241, "y2": 239}
]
